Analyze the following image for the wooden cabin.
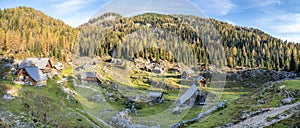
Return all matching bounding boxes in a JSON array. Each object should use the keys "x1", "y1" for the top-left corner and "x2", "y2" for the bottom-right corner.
[
  {"x1": 19, "y1": 58, "x2": 54, "y2": 74},
  {"x1": 197, "y1": 75, "x2": 206, "y2": 87},
  {"x1": 178, "y1": 84, "x2": 206, "y2": 106},
  {"x1": 181, "y1": 71, "x2": 191, "y2": 80},
  {"x1": 81, "y1": 72, "x2": 99, "y2": 84},
  {"x1": 17, "y1": 66, "x2": 48, "y2": 86},
  {"x1": 178, "y1": 84, "x2": 199, "y2": 105}
]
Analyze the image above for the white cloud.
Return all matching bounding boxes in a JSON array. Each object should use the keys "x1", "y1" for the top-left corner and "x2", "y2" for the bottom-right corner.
[
  {"x1": 261, "y1": 13, "x2": 300, "y2": 33},
  {"x1": 53, "y1": 0, "x2": 95, "y2": 15},
  {"x1": 258, "y1": 13, "x2": 300, "y2": 42},
  {"x1": 191, "y1": 0, "x2": 236, "y2": 16},
  {"x1": 277, "y1": 34, "x2": 300, "y2": 43},
  {"x1": 259, "y1": 0, "x2": 282, "y2": 7}
]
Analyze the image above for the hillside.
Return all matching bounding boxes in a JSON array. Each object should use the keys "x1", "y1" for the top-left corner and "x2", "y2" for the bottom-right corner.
[
  {"x1": 0, "y1": 7, "x2": 79, "y2": 60},
  {"x1": 0, "y1": 7, "x2": 300, "y2": 128},
  {"x1": 1, "y1": 7, "x2": 299, "y2": 71},
  {"x1": 79, "y1": 13, "x2": 300, "y2": 72}
]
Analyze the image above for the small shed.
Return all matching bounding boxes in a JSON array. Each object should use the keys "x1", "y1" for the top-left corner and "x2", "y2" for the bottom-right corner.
[
  {"x1": 81, "y1": 72, "x2": 99, "y2": 84},
  {"x1": 152, "y1": 66, "x2": 164, "y2": 74},
  {"x1": 197, "y1": 76, "x2": 206, "y2": 87},
  {"x1": 181, "y1": 71, "x2": 191, "y2": 79},
  {"x1": 149, "y1": 91, "x2": 163, "y2": 103}
]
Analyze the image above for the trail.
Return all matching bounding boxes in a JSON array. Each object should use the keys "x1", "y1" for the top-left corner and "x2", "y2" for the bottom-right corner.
[
  {"x1": 59, "y1": 79, "x2": 111, "y2": 128},
  {"x1": 231, "y1": 102, "x2": 300, "y2": 128},
  {"x1": 61, "y1": 99, "x2": 111, "y2": 128}
]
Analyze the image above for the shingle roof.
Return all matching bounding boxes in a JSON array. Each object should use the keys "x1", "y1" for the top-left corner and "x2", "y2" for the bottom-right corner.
[
  {"x1": 81, "y1": 72, "x2": 97, "y2": 80},
  {"x1": 20, "y1": 58, "x2": 51, "y2": 69},
  {"x1": 24, "y1": 67, "x2": 48, "y2": 82},
  {"x1": 179, "y1": 84, "x2": 198, "y2": 104}
]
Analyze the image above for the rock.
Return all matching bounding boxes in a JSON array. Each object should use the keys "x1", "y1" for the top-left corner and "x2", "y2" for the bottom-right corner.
[
  {"x1": 281, "y1": 97, "x2": 295, "y2": 105},
  {"x1": 172, "y1": 107, "x2": 182, "y2": 114},
  {"x1": 257, "y1": 100, "x2": 267, "y2": 105},
  {"x1": 225, "y1": 123, "x2": 234, "y2": 127},
  {"x1": 217, "y1": 100, "x2": 227, "y2": 108},
  {"x1": 3, "y1": 94, "x2": 14, "y2": 100}
]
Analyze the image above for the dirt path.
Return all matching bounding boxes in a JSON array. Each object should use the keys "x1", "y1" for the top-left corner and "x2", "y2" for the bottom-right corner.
[{"x1": 232, "y1": 102, "x2": 300, "y2": 128}]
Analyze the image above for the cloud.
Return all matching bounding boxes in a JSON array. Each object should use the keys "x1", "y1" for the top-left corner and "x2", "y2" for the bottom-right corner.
[
  {"x1": 277, "y1": 34, "x2": 300, "y2": 43},
  {"x1": 191, "y1": 0, "x2": 236, "y2": 16},
  {"x1": 53, "y1": 0, "x2": 95, "y2": 15},
  {"x1": 261, "y1": 13, "x2": 300, "y2": 33},
  {"x1": 258, "y1": 0, "x2": 282, "y2": 7},
  {"x1": 257, "y1": 12, "x2": 300, "y2": 42},
  {"x1": 47, "y1": 0, "x2": 111, "y2": 27}
]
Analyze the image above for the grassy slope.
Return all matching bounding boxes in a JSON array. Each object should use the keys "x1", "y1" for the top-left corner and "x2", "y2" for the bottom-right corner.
[
  {"x1": 2, "y1": 60, "x2": 299, "y2": 127},
  {"x1": 0, "y1": 74, "x2": 107, "y2": 127},
  {"x1": 187, "y1": 79, "x2": 300, "y2": 128}
]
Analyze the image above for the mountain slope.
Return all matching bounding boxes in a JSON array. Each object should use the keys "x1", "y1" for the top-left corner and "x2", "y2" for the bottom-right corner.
[
  {"x1": 0, "y1": 7, "x2": 79, "y2": 60},
  {"x1": 79, "y1": 13, "x2": 300, "y2": 71}
]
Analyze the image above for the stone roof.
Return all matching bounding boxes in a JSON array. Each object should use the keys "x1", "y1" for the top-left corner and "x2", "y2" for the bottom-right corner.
[
  {"x1": 179, "y1": 84, "x2": 198, "y2": 104},
  {"x1": 24, "y1": 67, "x2": 48, "y2": 82},
  {"x1": 20, "y1": 58, "x2": 51, "y2": 69},
  {"x1": 81, "y1": 72, "x2": 97, "y2": 80}
]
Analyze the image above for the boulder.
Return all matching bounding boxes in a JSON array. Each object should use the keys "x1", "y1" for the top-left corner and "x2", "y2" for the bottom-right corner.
[
  {"x1": 217, "y1": 100, "x2": 227, "y2": 108},
  {"x1": 172, "y1": 107, "x2": 182, "y2": 114},
  {"x1": 281, "y1": 97, "x2": 295, "y2": 105},
  {"x1": 3, "y1": 94, "x2": 14, "y2": 100}
]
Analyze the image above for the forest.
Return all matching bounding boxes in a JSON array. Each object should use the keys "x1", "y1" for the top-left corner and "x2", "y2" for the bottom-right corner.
[
  {"x1": 79, "y1": 12, "x2": 300, "y2": 72},
  {"x1": 1, "y1": 7, "x2": 300, "y2": 71},
  {"x1": 0, "y1": 7, "x2": 78, "y2": 60}
]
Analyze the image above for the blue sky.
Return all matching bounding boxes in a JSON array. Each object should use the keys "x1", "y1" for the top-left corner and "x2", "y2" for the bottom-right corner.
[{"x1": 0, "y1": 0, "x2": 300, "y2": 42}]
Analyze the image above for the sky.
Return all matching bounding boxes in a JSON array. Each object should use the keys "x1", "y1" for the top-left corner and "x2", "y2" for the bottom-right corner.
[{"x1": 0, "y1": 0, "x2": 300, "y2": 43}]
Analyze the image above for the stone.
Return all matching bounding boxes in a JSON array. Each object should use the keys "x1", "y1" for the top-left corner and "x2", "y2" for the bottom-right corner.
[
  {"x1": 225, "y1": 123, "x2": 234, "y2": 127},
  {"x1": 217, "y1": 100, "x2": 227, "y2": 108},
  {"x1": 172, "y1": 107, "x2": 182, "y2": 114},
  {"x1": 257, "y1": 100, "x2": 267, "y2": 104},
  {"x1": 281, "y1": 97, "x2": 295, "y2": 105},
  {"x1": 3, "y1": 94, "x2": 14, "y2": 100}
]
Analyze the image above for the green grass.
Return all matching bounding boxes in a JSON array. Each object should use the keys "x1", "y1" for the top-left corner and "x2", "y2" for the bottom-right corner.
[
  {"x1": 0, "y1": 75, "x2": 108, "y2": 127},
  {"x1": 280, "y1": 79, "x2": 300, "y2": 89},
  {"x1": 186, "y1": 79, "x2": 300, "y2": 128},
  {"x1": 61, "y1": 65, "x2": 74, "y2": 76}
]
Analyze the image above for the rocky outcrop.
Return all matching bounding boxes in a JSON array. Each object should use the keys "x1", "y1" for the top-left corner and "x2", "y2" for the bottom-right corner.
[
  {"x1": 0, "y1": 111, "x2": 43, "y2": 127},
  {"x1": 226, "y1": 69, "x2": 298, "y2": 83},
  {"x1": 109, "y1": 109, "x2": 160, "y2": 128},
  {"x1": 281, "y1": 97, "x2": 296, "y2": 105},
  {"x1": 170, "y1": 100, "x2": 228, "y2": 128}
]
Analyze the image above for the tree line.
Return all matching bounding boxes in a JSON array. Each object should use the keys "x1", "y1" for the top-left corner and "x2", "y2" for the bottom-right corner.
[
  {"x1": 0, "y1": 7, "x2": 78, "y2": 60},
  {"x1": 78, "y1": 13, "x2": 300, "y2": 72}
]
